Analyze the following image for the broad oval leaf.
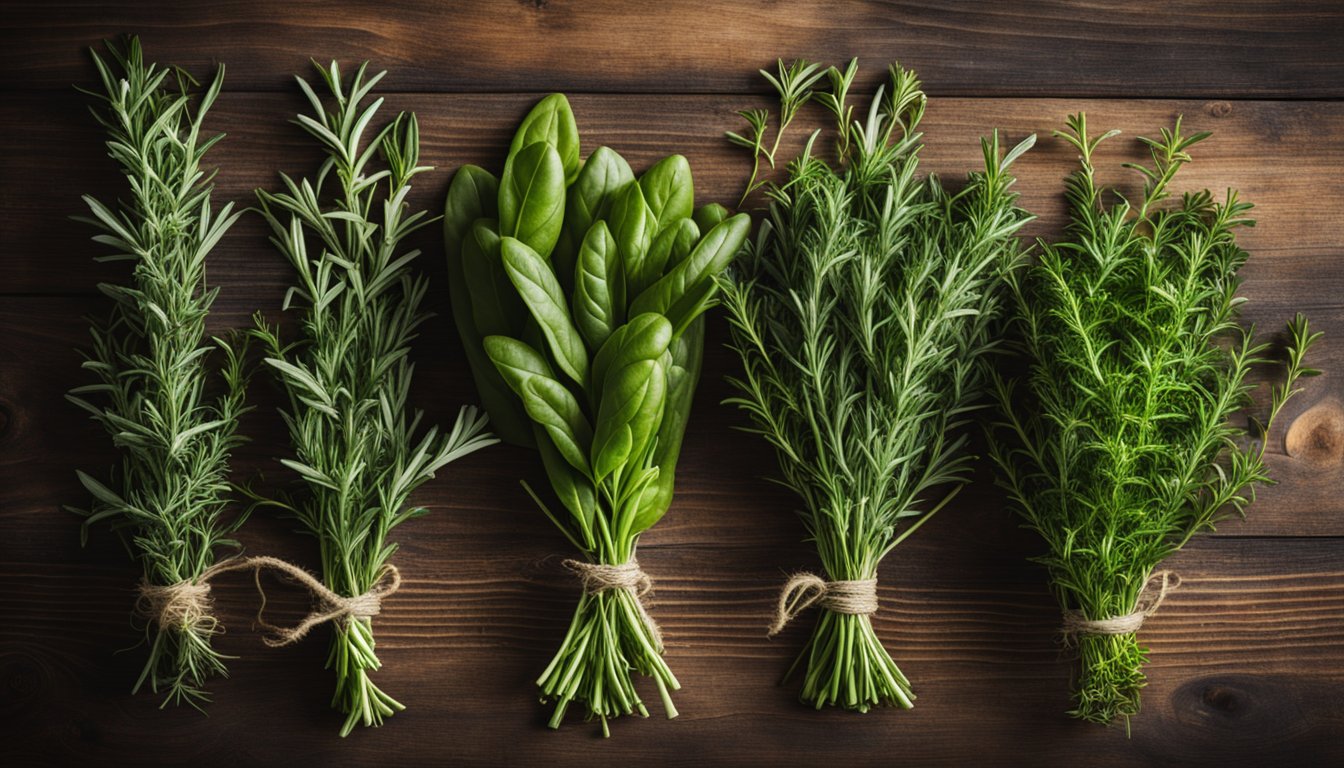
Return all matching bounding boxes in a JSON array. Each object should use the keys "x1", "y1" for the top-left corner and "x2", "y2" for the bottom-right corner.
[
  {"x1": 443, "y1": 165, "x2": 499, "y2": 260},
  {"x1": 569, "y1": 147, "x2": 635, "y2": 229},
  {"x1": 441, "y1": 171, "x2": 530, "y2": 445},
  {"x1": 591, "y1": 312, "x2": 673, "y2": 408},
  {"x1": 573, "y1": 220, "x2": 624, "y2": 352},
  {"x1": 507, "y1": 93, "x2": 581, "y2": 185},
  {"x1": 591, "y1": 358, "x2": 666, "y2": 483},
  {"x1": 534, "y1": 424, "x2": 598, "y2": 531},
  {"x1": 499, "y1": 141, "x2": 565, "y2": 257},
  {"x1": 523, "y1": 376, "x2": 593, "y2": 476},
  {"x1": 629, "y1": 213, "x2": 750, "y2": 327},
  {"x1": 667, "y1": 216, "x2": 701, "y2": 271},
  {"x1": 500, "y1": 237, "x2": 589, "y2": 386},
  {"x1": 556, "y1": 147, "x2": 635, "y2": 288},
  {"x1": 633, "y1": 318, "x2": 703, "y2": 533},
  {"x1": 484, "y1": 335, "x2": 592, "y2": 476},
  {"x1": 483, "y1": 333, "x2": 555, "y2": 387},
  {"x1": 608, "y1": 182, "x2": 655, "y2": 290},
  {"x1": 693, "y1": 202, "x2": 729, "y2": 233},
  {"x1": 636, "y1": 217, "x2": 699, "y2": 297},
  {"x1": 461, "y1": 219, "x2": 517, "y2": 338},
  {"x1": 638, "y1": 155, "x2": 694, "y2": 233}
]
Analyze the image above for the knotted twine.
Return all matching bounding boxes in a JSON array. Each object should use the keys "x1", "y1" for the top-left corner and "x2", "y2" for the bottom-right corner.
[
  {"x1": 1061, "y1": 570, "x2": 1181, "y2": 637},
  {"x1": 134, "y1": 555, "x2": 402, "y2": 647},
  {"x1": 767, "y1": 573, "x2": 879, "y2": 637},
  {"x1": 562, "y1": 558, "x2": 663, "y2": 649}
]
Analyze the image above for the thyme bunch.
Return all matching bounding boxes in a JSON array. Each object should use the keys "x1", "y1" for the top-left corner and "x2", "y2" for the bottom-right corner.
[
  {"x1": 67, "y1": 37, "x2": 249, "y2": 708},
  {"x1": 988, "y1": 114, "x2": 1319, "y2": 725},
  {"x1": 252, "y1": 61, "x2": 497, "y2": 735},
  {"x1": 721, "y1": 60, "x2": 1034, "y2": 710}
]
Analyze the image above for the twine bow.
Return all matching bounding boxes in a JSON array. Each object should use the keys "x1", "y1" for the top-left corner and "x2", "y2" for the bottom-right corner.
[
  {"x1": 134, "y1": 556, "x2": 402, "y2": 647},
  {"x1": 768, "y1": 573, "x2": 879, "y2": 637},
  {"x1": 1062, "y1": 570, "x2": 1181, "y2": 637},
  {"x1": 562, "y1": 558, "x2": 663, "y2": 649}
]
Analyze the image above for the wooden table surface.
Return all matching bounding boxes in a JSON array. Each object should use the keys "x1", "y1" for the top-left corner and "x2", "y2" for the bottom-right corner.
[{"x1": 3, "y1": 2, "x2": 1343, "y2": 765}]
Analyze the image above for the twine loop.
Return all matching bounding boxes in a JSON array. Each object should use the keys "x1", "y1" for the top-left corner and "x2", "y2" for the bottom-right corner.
[
  {"x1": 246, "y1": 556, "x2": 401, "y2": 647},
  {"x1": 563, "y1": 558, "x2": 662, "y2": 649},
  {"x1": 133, "y1": 556, "x2": 402, "y2": 647},
  {"x1": 1062, "y1": 570, "x2": 1181, "y2": 637},
  {"x1": 768, "y1": 572, "x2": 879, "y2": 637}
]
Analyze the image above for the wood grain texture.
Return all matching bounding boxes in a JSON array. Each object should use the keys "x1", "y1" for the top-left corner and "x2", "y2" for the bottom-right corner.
[
  {"x1": 3, "y1": 2, "x2": 1343, "y2": 765},
  {"x1": 2, "y1": 1, "x2": 1343, "y2": 97},
  {"x1": 4, "y1": 514, "x2": 1344, "y2": 765}
]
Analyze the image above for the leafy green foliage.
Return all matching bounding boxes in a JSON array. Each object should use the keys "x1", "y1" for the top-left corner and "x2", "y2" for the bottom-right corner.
[
  {"x1": 444, "y1": 94, "x2": 750, "y2": 734},
  {"x1": 988, "y1": 113, "x2": 1320, "y2": 726},
  {"x1": 252, "y1": 61, "x2": 497, "y2": 736},
  {"x1": 721, "y1": 60, "x2": 1034, "y2": 711},
  {"x1": 67, "y1": 37, "x2": 249, "y2": 709}
]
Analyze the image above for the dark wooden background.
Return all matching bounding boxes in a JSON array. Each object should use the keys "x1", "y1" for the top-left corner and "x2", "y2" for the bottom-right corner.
[{"x1": 3, "y1": 2, "x2": 1343, "y2": 765}]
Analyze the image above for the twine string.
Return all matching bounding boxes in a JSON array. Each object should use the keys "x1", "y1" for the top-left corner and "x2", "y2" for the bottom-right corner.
[
  {"x1": 1062, "y1": 570, "x2": 1181, "y2": 637},
  {"x1": 133, "y1": 556, "x2": 401, "y2": 647},
  {"x1": 562, "y1": 558, "x2": 663, "y2": 650},
  {"x1": 768, "y1": 573, "x2": 879, "y2": 637}
]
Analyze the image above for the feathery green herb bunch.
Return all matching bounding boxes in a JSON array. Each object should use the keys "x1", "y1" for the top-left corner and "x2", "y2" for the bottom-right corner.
[
  {"x1": 720, "y1": 60, "x2": 1034, "y2": 711},
  {"x1": 67, "y1": 38, "x2": 248, "y2": 709},
  {"x1": 251, "y1": 61, "x2": 497, "y2": 736},
  {"x1": 988, "y1": 114, "x2": 1319, "y2": 726}
]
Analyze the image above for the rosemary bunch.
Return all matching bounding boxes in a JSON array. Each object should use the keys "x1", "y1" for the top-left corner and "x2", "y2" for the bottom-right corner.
[
  {"x1": 252, "y1": 61, "x2": 497, "y2": 736},
  {"x1": 720, "y1": 60, "x2": 1034, "y2": 711},
  {"x1": 67, "y1": 37, "x2": 249, "y2": 708},
  {"x1": 988, "y1": 114, "x2": 1319, "y2": 725}
]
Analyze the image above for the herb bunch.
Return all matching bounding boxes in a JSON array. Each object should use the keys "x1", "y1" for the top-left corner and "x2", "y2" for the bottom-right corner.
[
  {"x1": 445, "y1": 94, "x2": 750, "y2": 734},
  {"x1": 252, "y1": 61, "x2": 496, "y2": 736},
  {"x1": 988, "y1": 114, "x2": 1319, "y2": 725},
  {"x1": 721, "y1": 60, "x2": 1034, "y2": 710},
  {"x1": 68, "y1": 37, "x2": 249, "y2": 709}
]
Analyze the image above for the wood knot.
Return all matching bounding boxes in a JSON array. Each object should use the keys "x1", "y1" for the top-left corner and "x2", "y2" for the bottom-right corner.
[
  {"x1": 1, "y1": 652, "x2": 49, "y2": 713},
  {"x1": 1202, "y1": 685, "x2": 1240, "y2": 713},
  {"x1": 1206, "y1": 101, "x2": 1233, "y2": 118},
  {"x1": 1172, "y1": 677, "x2": 1259, "y2": 726},
  {"x1": 0, "y1": 400, "x2": 10, "y2": 440},
  {"x1": 1285, "y1": 401, "x2": 1344, "y2": 466}
]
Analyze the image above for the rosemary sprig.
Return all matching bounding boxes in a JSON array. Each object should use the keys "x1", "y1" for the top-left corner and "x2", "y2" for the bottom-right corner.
[
  {"x1": 988, "y1": 113, "x2": 1320, "y2": 726},
  {"x1": 726, "y1": 59, "x2": 829, "y2": 205},
  {"x1": 67, "y1": 37, "x2": 249, "y2": 709},
  {"x1": 251, "y1": 60, "x2": 497, "y2": 736},
  {"x1": 721, "y1": 60, "x2": 1035, "y2": 710}
]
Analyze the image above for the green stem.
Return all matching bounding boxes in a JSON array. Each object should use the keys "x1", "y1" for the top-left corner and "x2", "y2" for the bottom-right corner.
[{"x1": 792, "y1": 611, "x2": 913, "y2": 712}]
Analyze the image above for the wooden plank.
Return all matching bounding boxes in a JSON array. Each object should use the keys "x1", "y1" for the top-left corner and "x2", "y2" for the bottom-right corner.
[
  {"x1": 4, "y1": 93, "x2": 1343, "y2": 303},
  {"x1": 2, "y1": 1, "x2": 1343, "y2": 97},
  {"x1": 4, "y1": 520, "x2": 1343, "y2": 765}
]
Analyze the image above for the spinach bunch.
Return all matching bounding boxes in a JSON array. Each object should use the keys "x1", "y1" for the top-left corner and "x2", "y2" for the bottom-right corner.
[
  {"x1": 445, "y1": 94, "x2": 749, "y2": 734},
  {"x1": 989, "y1": 114, "x2": 1318, "y2": 725}
]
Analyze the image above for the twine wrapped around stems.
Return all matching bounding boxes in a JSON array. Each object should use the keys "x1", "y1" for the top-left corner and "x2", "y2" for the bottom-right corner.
[
  {"x1": 134, "y1": 556, "x2": 402, "y2": 646},
  {"x1": 562, "y1": 558, "x2": 663, "y2": 649},
  {"x1": 767, "y1": 573, "x2": 879, "y2": 637},
  {"x1": 1062, "y1": 570, "x2": 1181, "y2": 636}
]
